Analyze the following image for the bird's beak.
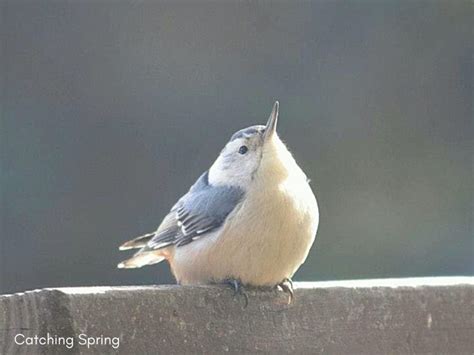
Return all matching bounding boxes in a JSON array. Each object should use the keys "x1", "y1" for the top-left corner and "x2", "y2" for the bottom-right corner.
[{"x1": 263, "y1": 101, "x2": 279, "y2": 142}]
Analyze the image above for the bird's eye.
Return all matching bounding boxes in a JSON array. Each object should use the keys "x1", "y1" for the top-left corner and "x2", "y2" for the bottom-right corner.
[{"x1": 238, "y1": 145, "x2": 248, "y2": 155}]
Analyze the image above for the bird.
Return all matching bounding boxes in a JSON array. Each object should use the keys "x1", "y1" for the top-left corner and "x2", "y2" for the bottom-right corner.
[{"x1": 118, "y1": 101, "x2": 319, "y2": 300}]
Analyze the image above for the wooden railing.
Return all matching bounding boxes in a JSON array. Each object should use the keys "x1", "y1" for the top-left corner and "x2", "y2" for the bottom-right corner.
[{"x1": 1, "y1": 277, "x2": 473, "y2": 354}]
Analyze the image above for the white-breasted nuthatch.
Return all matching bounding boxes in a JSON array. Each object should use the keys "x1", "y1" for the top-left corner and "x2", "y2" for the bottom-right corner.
[{"x1": 118, "y1": 102, "x2": 319, "y2": 296}]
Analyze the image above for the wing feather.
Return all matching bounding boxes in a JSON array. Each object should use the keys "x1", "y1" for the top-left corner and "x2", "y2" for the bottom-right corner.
[{"x1": 141, "y1": 171, "x2": 244, "y2": 251}]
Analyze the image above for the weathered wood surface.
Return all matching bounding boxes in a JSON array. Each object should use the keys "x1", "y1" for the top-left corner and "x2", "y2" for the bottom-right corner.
[{"x1": 1, "y1": 277, "x2": 473, "y2": 354}]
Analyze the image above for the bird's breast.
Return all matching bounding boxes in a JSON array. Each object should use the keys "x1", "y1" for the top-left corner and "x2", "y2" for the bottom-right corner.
[{"x1": 203, "y1": 172, "x2": 319, "y2": 285}]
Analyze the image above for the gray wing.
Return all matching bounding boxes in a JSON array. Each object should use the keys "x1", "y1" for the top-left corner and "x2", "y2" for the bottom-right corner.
[{"x1": 145, "y1": 171, "x2": 244, "y2": 250}]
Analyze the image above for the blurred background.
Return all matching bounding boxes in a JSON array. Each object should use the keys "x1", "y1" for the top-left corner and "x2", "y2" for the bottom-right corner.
[{"x1": 1, "y1": 1, "x2": 472, "y2": 294}]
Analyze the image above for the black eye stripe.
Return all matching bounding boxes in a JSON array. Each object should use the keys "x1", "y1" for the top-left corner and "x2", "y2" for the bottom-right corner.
[{"x1": 238, "y1": 145, "x2": 248, "y2": 154}]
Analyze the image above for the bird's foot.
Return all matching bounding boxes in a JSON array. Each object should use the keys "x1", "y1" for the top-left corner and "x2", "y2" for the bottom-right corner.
[
  {"x1": 277, "y1": 278, "x2": 294, "y2": 304},
  {"x1": 225, "y1": 278, "x2": 249, "y2": 308}
]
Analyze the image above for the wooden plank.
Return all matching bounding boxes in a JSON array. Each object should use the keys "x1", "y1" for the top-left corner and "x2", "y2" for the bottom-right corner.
[{"x1": 1, "y1": 278, "x2": 473, "y2": 354}]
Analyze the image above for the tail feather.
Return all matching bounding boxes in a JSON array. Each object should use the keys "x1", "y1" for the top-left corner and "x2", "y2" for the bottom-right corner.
[
  {"x1": 117, "y1": 251, "x2": 165, "y2": 269},
  {"x1": 119, "y1": 232, "x2": 155, "y2": 250}
]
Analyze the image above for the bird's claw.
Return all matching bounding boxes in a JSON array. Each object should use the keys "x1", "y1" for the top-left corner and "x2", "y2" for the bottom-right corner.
[
  {"x1": 226, "y1": 278, "x2": 249, "y2": 308},
  {"x1": 277, "y1": 278, "x2": 294, "y2": 304}
]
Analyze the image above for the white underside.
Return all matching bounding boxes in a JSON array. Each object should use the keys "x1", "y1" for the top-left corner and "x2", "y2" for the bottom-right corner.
[{"x1": 170, "y1": 174, "x2": 319, "y2": 286}]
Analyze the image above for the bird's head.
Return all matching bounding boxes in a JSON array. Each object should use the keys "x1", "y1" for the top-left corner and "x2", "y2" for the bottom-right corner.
[{"x1": 209, "y1": 101, "x2": 290, "y2": 188}]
